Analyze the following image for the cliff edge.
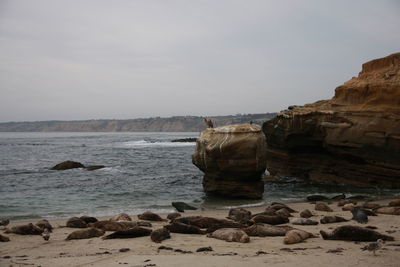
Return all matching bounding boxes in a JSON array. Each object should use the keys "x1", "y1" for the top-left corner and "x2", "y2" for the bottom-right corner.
[{"x1": 263, "y1": 53, "x2": 400, "y2": 187}]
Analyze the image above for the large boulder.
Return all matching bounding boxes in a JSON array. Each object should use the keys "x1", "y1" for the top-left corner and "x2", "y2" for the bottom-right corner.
[
  {"x1": 192, "y1": 123, "x2": 267, "y2": 199},
  {"x1": 263, "y1": 53, "x2": 400, "y2": 187}
]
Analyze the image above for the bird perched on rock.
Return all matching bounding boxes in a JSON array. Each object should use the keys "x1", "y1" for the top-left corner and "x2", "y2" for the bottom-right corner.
[
  {"x1": 41, "y1": 228, "x2": 51, "y2": 241},
  {"x1": 361, "y1": 239, "x2": 384, "y2": 256}
]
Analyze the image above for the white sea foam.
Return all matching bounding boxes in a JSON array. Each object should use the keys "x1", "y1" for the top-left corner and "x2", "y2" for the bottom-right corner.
[{"x1": 122, "y1": 140, "x2": 195, "y2": 148}]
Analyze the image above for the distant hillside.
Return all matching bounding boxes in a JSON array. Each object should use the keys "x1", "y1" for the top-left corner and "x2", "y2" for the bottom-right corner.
[{"x1": 0, "y1": 113, "x2": 277, "y2": 132}]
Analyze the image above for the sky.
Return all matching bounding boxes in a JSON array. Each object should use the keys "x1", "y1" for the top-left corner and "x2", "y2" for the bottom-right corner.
[{"x1": 0, "y1": 0, "x2": 399, "y2": 122}]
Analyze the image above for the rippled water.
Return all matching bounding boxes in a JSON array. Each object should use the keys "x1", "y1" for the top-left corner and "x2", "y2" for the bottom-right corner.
[{"x1": 0, "y1": 132, "x2": 398, "y2": 220}]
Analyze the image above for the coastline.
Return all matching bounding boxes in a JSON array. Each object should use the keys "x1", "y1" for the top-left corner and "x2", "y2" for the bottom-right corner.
[{"x1": 1, "y1": 199, "x2": 400, "y2": 267}]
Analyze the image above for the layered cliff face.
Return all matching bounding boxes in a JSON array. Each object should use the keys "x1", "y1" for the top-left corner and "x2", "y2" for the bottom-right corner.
[
  {"x1": 192, "y1": 124, "x2": 267, "y2": 199},
  {"x1": 263, "y1": 53, "x2": 400, "y2": 187}
]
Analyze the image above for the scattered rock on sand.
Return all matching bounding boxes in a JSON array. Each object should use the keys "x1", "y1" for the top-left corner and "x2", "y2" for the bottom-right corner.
[
  {"x1": 320, "y1": 225, "x2": 394, "y2": 241},
  {"x1": 151, "y1": 228, "x2": 171, "y2": 243},
  {"x1": 0, "y1": 234, "x2": 10, "y2": 242},
  {"x1": 66, "y1": 227, "x2": 105, "y2": 240},
  {"x1": 300, "y1": 209, "x2": 313, "y2": 218},
  {"x1": 66, "y1": 217, "x2": 87, "y2": 228},
  {"x1": 207, "y1": 228, "x2": 250, "y2": 243},
  {"x1": 138, "y1": 211, "x2": 166, "y2": 221},
  {"x1": 315, "y1": 202, "x2": 333, "y2": 212},
  {"x1": 284, "y1": 229, "x2": 315, "y2": 244},
  {"x1": 102, "y1": 227, "x2": 152, "y2": 239},
  {"x1": 50, "y1": 161, "x2": 85, "y2": 170}
]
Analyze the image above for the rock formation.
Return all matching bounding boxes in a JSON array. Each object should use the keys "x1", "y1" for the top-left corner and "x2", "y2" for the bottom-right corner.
[
  {"x1": 263, "y1": 53, "x2": 400, "y2": 187},
  {"x1": 192, "y1": 123, "x2": 267, "y2": 199}
]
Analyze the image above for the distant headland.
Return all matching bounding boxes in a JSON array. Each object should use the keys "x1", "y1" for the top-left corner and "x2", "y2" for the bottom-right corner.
[{"x1": 0, "y1": 113, "x2": 276, "y2": 132}]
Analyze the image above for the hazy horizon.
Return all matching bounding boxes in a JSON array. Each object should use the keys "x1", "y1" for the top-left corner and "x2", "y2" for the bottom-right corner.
[{"x1": 1, "y1": 0, "x2": 399, "y2": 123}]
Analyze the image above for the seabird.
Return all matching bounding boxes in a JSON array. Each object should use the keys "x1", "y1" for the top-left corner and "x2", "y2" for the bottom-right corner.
[{"x1": 361, "y1": 239, "x2": 384, "y2": 256}]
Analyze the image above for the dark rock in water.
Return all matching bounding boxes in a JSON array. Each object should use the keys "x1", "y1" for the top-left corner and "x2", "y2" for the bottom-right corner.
[
  {"x1": 66, "y1": 217, "x2": 87, "y2": 228},
  {"x1": 151, "y1": 228, "x2": 171, "y2": 243},
  {"x1": 192, "y1": 124, "x2": 267, "y2": 199},
  {"x1": 102, "y1": 227, "x2": 152, "y2": 239},
  {"x1": 320, "y1": 225, "x2": 394, "y2": 241},
  {"x1": 171, "y1": 202, "x2": 197, "y2": 212},
  {"x1": 50, "y1": 161, "x2": 85, "y2": 170},
  {"x1": 80, "y1": 216, "x2": 98, "y2": 224},
  {"x1": 307, "y1": 195, "x2": 329, "y2": 202},
  {"x1": 0, "y1": 234, "x2": 10, "y2": 242},
  {"x1": 85, "y1": 165, "x2": 106, "y2": 171},
  {"x1": 164, "y1": 222, "x2": 205, "y2": 235},
  {"x1": 171, "y1": 138, "x2": 197, "y2": 143},
  {"x1": 262, "y1": 53, "x2": 400, "y2": 188},
  {"x1": 66, "y1": 227, "x2": 105, "y2": 240},
  {"x1": 4, "y1": 223, "x2": 43, "y2": 235}
]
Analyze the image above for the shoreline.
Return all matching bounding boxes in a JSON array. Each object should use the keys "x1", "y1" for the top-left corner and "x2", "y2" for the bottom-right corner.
[{"x1": 1, "y1": 199, "x2": 400, "y2": 267}]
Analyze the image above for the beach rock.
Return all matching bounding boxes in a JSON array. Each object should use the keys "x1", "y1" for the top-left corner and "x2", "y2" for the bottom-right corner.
[
  {"x1": 102, "y1": 226, "x2": 152, "y2": 239},
  {"x1": 164, "y1": 221, "x2": 205, "y2": 235},
  {"x1": 243, "y1": 223, "x2": 293, "y2": 237},
  {"x1": 167, "y1": 212, "x2": 181, "y2": 221},
  {"x1": 138, "y1": 211, "x2": 166, "y2": 221},
  {"x1": 389, "y1": 199, "x2": 400, "y2": 206},
  {"x1": 227, "y1": 208, "x2": 252, "y2": 223},
  {"x1": 320, "y1": 225, "x2": 394, "y2": 241},
  {"x1": 66, "y1": 217, "x2": 87, "y2": 228},
  {"x1": 79, "y1": 216, "x2": 98, "y2": 224},
  {"x1": 88, "y1": 221, "x2": 126, "y2": 231},
  {"x1": 66, "y1": 227, "x2": 105, "y2": 240},
  {"x1": 300, "y1": 209, "x2": 313, "y2": 218},
  {"x1": 171, "y1": 202, "x2": 197, "y2": 212},
  {"x1": 151, "y1": 228, "x2": 171, "y2": 243},
  {"x1": 284, "y1": 229, "x2": 315, "y2": 244},
  {"x1": 192, "y1": 123, "x2": 267, "y2": 199},
  {"x1": 375, "y1": 206, "x2": 400, "y2": 215},
  {"x1": 85, "y1": 165, "x2": 105, "y2": 171},
  {"x1": 110, "y1": 213, "x2": 132, "y2": 222},
  {"x1": 35, "y1": 219, "x2": 53, "y2": 232},
  {"x1": 320, "y1": 216, "x2": 349, "y2": 224},
  {"x1": 362, "y1": 202, "x2": 381, "y2": 210},
  {"x1": 50, "y1": 160, "x2": 85, "y2": 170},
  {"x1": 251, "y1": 215, "x2": 289, "y2": 225},
  {"x1": 4, "y1": 223, "x2": 43, "y2": 235},
  {"x1": 207, "y1": 228, "x2": 250, "y2": 243},
  {"x1": 262, "y1": 53, "x2": 400, "y2": 187},
  {"x1": 0, "y1": 234, "x2": 10, "y2": 242},
  {"x1": 291, "y1": 218, "x2": 318, "y2": 225},
  {"x1": 315, "y1": 202, "x2": 333, "y2": 212}
]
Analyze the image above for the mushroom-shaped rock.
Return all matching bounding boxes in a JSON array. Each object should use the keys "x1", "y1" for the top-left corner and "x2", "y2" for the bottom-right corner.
[{"x1": 192, "y1": 123, "x2": 267, "y2": 199}]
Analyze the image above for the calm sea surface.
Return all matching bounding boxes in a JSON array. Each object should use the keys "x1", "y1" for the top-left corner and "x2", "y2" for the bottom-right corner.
[{"x1": 0, "y1": 132, "x2": 398, "y2": 220}]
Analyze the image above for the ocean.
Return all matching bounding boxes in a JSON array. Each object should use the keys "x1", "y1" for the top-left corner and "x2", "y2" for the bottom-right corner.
[{"x1": 0, "y1": 132, "x2": 398, "y2": 220}]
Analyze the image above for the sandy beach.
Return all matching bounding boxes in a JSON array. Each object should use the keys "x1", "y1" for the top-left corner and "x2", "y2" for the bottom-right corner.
[{"x1": 1, "y1": 199, "x2": 400, "y2": 267}]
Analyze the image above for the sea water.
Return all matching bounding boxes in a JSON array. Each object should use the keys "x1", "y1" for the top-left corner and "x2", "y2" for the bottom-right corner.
[{"x1": 0, "y1": 132, "x2": 398, "y2": 220}]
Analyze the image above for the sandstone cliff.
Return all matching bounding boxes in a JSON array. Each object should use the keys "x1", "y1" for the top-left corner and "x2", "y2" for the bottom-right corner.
[{"x1": 263, "y1": 53, "x2": 400, "y2": 187}]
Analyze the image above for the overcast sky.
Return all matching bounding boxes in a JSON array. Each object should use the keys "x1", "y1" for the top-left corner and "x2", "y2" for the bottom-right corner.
[{"x1": 0, "y1": 0, "x2": 399, "y2": 122}]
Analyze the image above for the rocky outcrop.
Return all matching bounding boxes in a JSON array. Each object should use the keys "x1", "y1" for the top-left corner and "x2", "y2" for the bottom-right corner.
[
  {"x1": 192, "y1": 123, "x2": 267, "y2": 199},
  {"x1": 263, "y1": 53, "x2": 400, "y2": 187}
]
